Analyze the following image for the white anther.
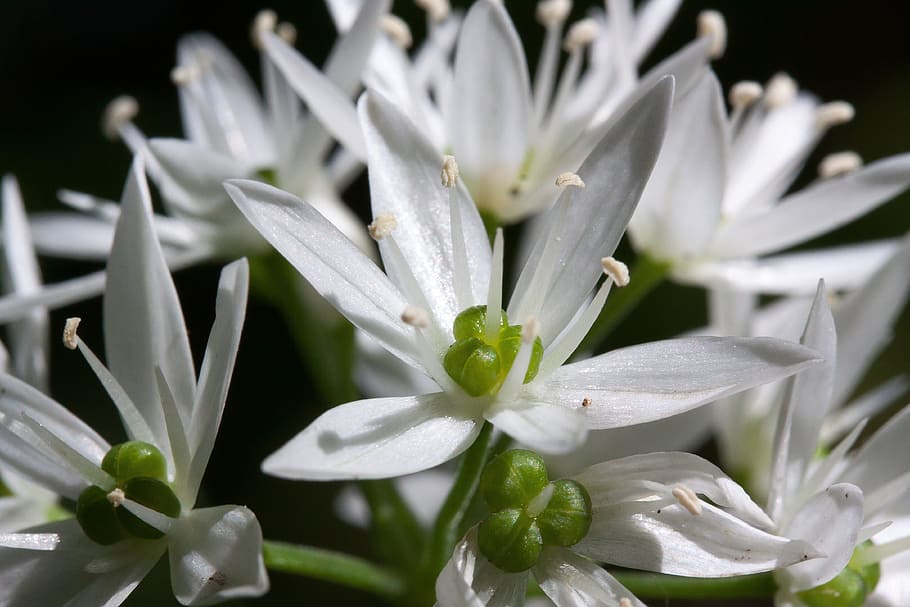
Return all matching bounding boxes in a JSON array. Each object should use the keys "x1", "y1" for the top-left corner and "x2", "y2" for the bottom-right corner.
[
  {"x1": 63, "y1": 317, "x2": 82, "y2": 350},
  {"x1": 697, "y1": 10, "x2": 726, "y2": 59},
  {"x1": 601, "y1": 257, "x2": 629, "y2": 287},
  {"x1": 441, "y1": 155, "x2": 460, "y2": 187},
  {"x1": 563, "y1": 18, "x2": 600, "y2": 52},
  {"x1": 251, "y1": 9, "x2": 278, "y2": 49},
  {"x1": 522, "y1": 316, "x2": 540, "y2": 343},
  {"x1": 729, "y1": 81, "x2": 763, "y2": 109},
  {"x1": 416, "y1": 0, "x2": 450, "y2": 23},
  {"x1": 170, "y1": 65, "x2": 201, "y2": 86},
  {"x1": 764, "y1": 73, "x2": 797, "y2": 109},
  {"x1": 819, "y1": 151, "x2": 862, "y2": 178},
  {"x1": 619, "y1": 599, "x2": 633, "y2": 607},
  {"x1": 536, "y1": 0, "x2": 572, "y2": 28},
  {"x1": 368, "y1": 214, "x2": 397, "y2": 240},
  {"x1": 101, "y1": 96, "x2": 139, "y2": 141},
  {"x1": 106, "y1": 488, "x2": 126, "y2": 507},
  {"x1": 672, "y1": 485, "x2": 702, "y2": 515},
  {"x1": 381, "y1": 14, "x2": 413, "y2": 49},
  {"x1": 555, "y1": 172, "x2": 585, "y2": 188},
  {"x1": 276, "y1": 21, "x2": 297, "y2": 45},
  {"x1": 401, "y1": 305, "x2": 430, "y2": 328},
  {"x1": 816, "y1": 101, "x2": 855, "y2": 129}
]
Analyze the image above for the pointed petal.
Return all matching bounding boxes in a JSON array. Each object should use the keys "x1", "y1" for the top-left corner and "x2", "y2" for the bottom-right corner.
[
  {"x1": 715, "y1": 153, "x2": 910, "y2": 258},
  {"x1": 781, "y1": 484, "x2": 864, "y2": 591},
  {"x1": 841, "y1": 403, "x2": 910, "y2": 498},
  {"x1": 29, "y1": 213, "x2": 116, "y2": 260},
  {"x1": 436, "y1": 528, "x2": 528, "y2": 607},
  {"x1": 633, "y1": 0, "x2": 683, "y2": 61},
  {"x1": 0, "y1": 422, "x2": 85, "y2": 500},
  {"x1": 262, "y1": 393, "x2": 480, "y2": 480},
  {"x1": 225, "y1": 179, "x2": 421, "y2": 370},
  {"x1": 533, "y1": 336, "x2": 820, "y2": 428},
  {"x1": 535, "y1": 547, "x2": 645, "y2": 607},
  {"x1": 486, "y1": 398, "x2": 588, "y2": 454},
  {"x1": 168, "y1": 505, "x2": 268, "y2": 606}
]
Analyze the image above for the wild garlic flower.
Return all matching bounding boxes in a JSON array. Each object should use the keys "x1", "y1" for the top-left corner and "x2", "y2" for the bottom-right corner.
[
  {"x1": 226, "y1": 80, "x2": 818, "y2": 480},
  {"x1": 267, "y1": 0, "x2": 719, "y2": 223},
  {"x1": 628, "y1": 68, "x2": 910, "y2": 296},
  {"x1": 0, "y1": 161, "x2": 267, "y2": 606},
  {"x1": 437, "y1": 449, "x2": 820, "y2": 607}
]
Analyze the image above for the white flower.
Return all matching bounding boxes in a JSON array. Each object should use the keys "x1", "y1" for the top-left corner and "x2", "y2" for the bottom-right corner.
[
  {"x1": 437, "y1": 451, "x2": 819, "y2": 607},
  {"x1": 226, "y1": 79, "x2": 819, "y2": 481},
  {"x1": 0, "y1": 161, "x2": 267, "y2": 606},
  {"x1": 268, "y1": 0, "x2": 716, "y2": 222},
  {"x1": 628, "y1": 68, "x2": 910, "y2": 296}
]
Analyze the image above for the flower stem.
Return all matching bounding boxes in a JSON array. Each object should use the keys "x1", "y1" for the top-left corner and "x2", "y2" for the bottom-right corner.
[
  {"x1": 263, "y1": 540, "x2": 405, "y2": 600},
  {"x1": 576, "y1": 253, "x2": 670, "y2": 354},
  {"x1": 608, "y1": 571, "x2": 776, "y2": 599},
  {"x1": 360, "y1": 479, "x2": 426, "y2": 573},
  {"x1": 423, "y1": 422, "x2": 494, "y2": 578}
]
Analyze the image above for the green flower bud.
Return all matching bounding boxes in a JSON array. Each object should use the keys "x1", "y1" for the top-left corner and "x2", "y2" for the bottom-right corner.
[
  {"x1": 116, "y1": 477, "x2": 181, "y2": 539},
  {"x1": 498, "y1": 325, "x2": 544, "y2": 384},
  {"x1": 452, "y1": 305, "x2": 507, "y2": 341},
  {"x1": 76, "y1": 485, "x2": 129, "y2": 545},
  {"x1": 480, "y1": 449, "x2": 549, "y2": 512},
  {"x1": 477, "y1": 509, "x2": 542, "y2": 573},
  {"x1": 849, "y1": 541, "x2": 881, "y2": 593},
  {"x1": 797, "y1": 540, "x2": 881, "y2": 607},
  {"x1": 102, "y1": 441, "x2": 168, "y2": 483},
  {"x1": 536, "y1": 479, "x2": 592, "y2": 547},
  {"x1": 444, "y1": 337, "x2": 501, "y2": 397}
]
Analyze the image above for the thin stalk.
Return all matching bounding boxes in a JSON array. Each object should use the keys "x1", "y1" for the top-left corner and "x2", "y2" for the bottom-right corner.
[
  {"x1": 609, "y1": 571, "x2": 776, "y2": 599},
  {"x1": 360, "y1": 479, "x2": 426, "y2": 573}
]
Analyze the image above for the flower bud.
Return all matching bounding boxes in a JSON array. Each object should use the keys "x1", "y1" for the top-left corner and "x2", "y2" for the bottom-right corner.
[
  {"x1": 536, "y1": 479, "x2": 592, "y2": 547},
  {"x1": 116, "y1": 477, "x2": 181, "y2": 539},
  {"x1": 102, "y1": 441, "x2": 168, "y2": 484},
  {"x1": 452, "y1": 305, "x2": 507, "y2": 341},
  {"x1": 477, "y1": 509, "x2": 542, "y2": 573},
  {"x1": 481, "y1": 449, "x2": 549, "y2": 512},
  {"x1": 797, "y1": 541, "x2": 881, "y2": 607},
  {"x1": 444, "y1": 338, "x2": 502, "y2": 397},
  {"x1": 76, "y1": 485, "x2": 129, "y2": 545}
]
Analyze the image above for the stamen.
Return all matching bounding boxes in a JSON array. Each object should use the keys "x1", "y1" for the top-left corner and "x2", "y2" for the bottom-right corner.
[
  {"x1": 416, "y1": 0, "x2": 451, "y2": 23},
  {"x1": 441, "y1": 155, "x2": 460, "y2": 187},
  {"x1": 601, "y1": 257, "x2": 629, "y2": 287},
  {"x1": 484, "y1": 229, "x2": 505, "y2": 343},
  {"x1": 536, "y1": 0, "x2": 572, "y2": 28},
  {"x1": 381, "y1": 15, "x2": 413, "y2": 50},
  {"x1": 815, "y1": 100, "x2": 855, "y2": 129},
  {"x1": 170, "y1": 65, "x2": 201, "y2": 86},
  {"x1": 696, "y1": 10, "x2": 727, "y2": 59},
  {"x1": 522, "y1": 316, "x2": 540, "y2": 344},
  {"x1": 401, "y1": 305, "x2": 429, "y2": 328},
  {"x1": 368, "y1": 214, "x2": 397, "y2": 241},
  {"x1": 563, "y1": 18, "x2": 600, "y2": 53},
  {"x1": 555, "y1": 172, "x2": 585, "y2": 188},
  {"x1": 526, "y1": 483, "x2": 555, "y2": 517},
  {"x1": 672, "y1": 485, "x2": 702, "y2": 515},
  {"x1": 619, "y1": 599, "x2": 633, "y2": 607},
  {"x1": 497, "y1": 315, "x2": 540, "y2": 402},
  {"x1": 106, "y1": 488, "x2": 125, "y2": 507},
  {"x1": 854, "y1": 534, "x2": 910, "y2": 567},
  {"x1": 63, "y1": 317, "x2": 81, "y2": 350},
  {"x1": 101, "y1": 96, "x2": 139, "y2": 141},
  {"x1": 764, "y1": 73, "x2": 797, "y2": 109},
  {"x1": 277, "y1": 22, "x2": 297, "y2": 45},
  {"x1": 251, "y1": 9, "x2": 278, "y2": 49},
  {"x1": 729, "y1": 81, "x2": 763, "y2": 109},
  {"x1": 818, "y1": 151, "x2": 862, "y2": 178}
]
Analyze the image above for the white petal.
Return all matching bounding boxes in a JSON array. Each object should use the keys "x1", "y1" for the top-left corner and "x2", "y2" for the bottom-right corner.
[
  {"x1": 715, "y1": 153, "x2": 910, "y2": 258},
  {"x1": 632, "y1": 0, "x2": 683, "y2": 61},
  {"x1": 354, "y1": 330, "x2": 438, "y2": 398},
  {"x1": 335, "y1": 468, "x2": 454, "y2": 529},
  {"x1": 780, "y1": 483, "x2": 864, "y2": 591},
  {"x1": 533, "y1": 336, "x2": 820, "y2": 428},
  {"x1": 185, "y1": 259, "x2": 248, "y2": 501},
  {"x1": 262, "y1": 393, "x2": 480, "y2": 480},
  {"x1": 225, "y1": 179, "x2": 422, "y2": 370},
  {"x1": 0, "y1": 422, "x2": 85, "y2": 500},
  {"x1": 534, "y1": 547, "x2": 645, "y2": 607},
  {"x1": 168, "y1": 505, "x2": 268, "y2": 605},
  {"x1": 436, "y1": 528, "x2": 528, "y2": 607},
  {"x1": 29, "y1": 213, "x2": 116, "y2": 260},
  {"x1": 841, "y1": 403, "x2": 910, "y2": 498},
  {"x1": 486, "y1": 398, "x2": 588, "y2": 454},
  {"x1": 449, "y1": 0, "x2": 532, "y2": 208},
  {"x1": 105, "y1": 159, "x2": 196, "y2": 459}
]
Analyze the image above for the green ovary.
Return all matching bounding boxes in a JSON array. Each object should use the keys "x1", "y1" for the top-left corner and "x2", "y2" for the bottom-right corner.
[
  {"x1": 444, "y1": 306, "x2": 543, "y2": 397},
  {"x1": 797, "y1": 541, "x2": 881, "y2": 607}
]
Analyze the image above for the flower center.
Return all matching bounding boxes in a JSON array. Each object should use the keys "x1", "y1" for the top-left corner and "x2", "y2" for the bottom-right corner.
[
  {"x1": 476, "y1": 449, "x2": 592, "y2": 572},
  {"x1": 796, "y1": 541, "x2": 881, "y2": 607},
  {"x1": 76, "y1": 440, "x2": 181, "y2": 545},
  {"x1": 443, "y1": 305, "x2": 543, "y2": 397}
]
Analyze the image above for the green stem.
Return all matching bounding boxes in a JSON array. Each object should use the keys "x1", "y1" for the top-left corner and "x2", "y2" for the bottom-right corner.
[
  {"x1": 608, "y1": 571, "x2": 776, "y2": 599},
  {"x1": 360, "y1": 480, "x2": 426, "y2": 573},
  {"x1": 423, "y1": 422, "x2": 494, "y2": 578},
  {"x1": 263, "y1": 540, "x2": 404, "y2": 601},
  {"x1": 576, "y1": 254, "x2": 670, "y2": 354}
]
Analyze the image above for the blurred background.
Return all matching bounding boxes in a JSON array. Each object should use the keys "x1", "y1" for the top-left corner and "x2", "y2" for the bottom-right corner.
[{"x1": 0, "y1": 1, "x2": 908, "y2": 605}]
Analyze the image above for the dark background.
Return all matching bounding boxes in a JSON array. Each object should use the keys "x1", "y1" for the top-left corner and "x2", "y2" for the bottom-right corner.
[{"x1": 1, "y1": 1, "x2": 908, "y2": 605}]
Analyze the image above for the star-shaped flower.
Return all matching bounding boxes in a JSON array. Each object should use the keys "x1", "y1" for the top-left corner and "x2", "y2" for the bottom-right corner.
[{"x1": 0, "y1": 160, "x2": 267, "y2": 606}]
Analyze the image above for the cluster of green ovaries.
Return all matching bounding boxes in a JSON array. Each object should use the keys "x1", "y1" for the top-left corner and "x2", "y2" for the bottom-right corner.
[
  {"x1": 477, "y1": 450, "x2": 592, "y2": 572},
  {"x1": 443, "y1": 306, "x2": 543, "y2": 397},
  {"x1": 76, "y1": 441, "x2": 181, "y2": 545},
  {"x1": 797, "y1": 541, "x2": 881, "y2": 607}
]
